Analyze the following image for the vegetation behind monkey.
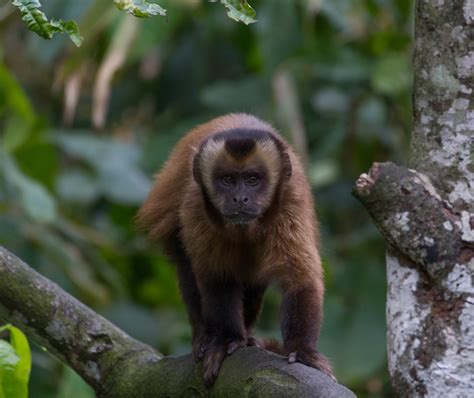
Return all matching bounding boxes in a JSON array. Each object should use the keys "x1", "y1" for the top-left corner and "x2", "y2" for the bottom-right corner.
[{"x1": 137, "y1": 113, "x2": 333, "y2": 387}]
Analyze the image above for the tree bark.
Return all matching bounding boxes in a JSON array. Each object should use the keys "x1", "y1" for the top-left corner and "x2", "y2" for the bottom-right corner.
[
  {"x1": 0, "y1": 246, "x2": 354, "y2": 397},
  {"x1": 354, "y1": 0, "x2": 473, "y2": 396}
]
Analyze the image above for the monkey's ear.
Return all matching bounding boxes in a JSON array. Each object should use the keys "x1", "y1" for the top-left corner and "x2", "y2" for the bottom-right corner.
[
  {"x1": 192, "y1": 153, "x2": 202, "y2": 184},
  {"x1": 282, "y1": 152, "x2": 292, "y2": 179}
]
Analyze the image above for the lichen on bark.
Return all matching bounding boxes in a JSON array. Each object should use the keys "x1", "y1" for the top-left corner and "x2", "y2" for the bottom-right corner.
[{"x1": 410, "y1": 0, "x2": 473, "y2": 213}]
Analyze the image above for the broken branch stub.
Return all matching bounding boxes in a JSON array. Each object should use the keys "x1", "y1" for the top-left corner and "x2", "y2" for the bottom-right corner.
[{"x1": 353, "y1": 161, "x2": 464, "y2": 281}]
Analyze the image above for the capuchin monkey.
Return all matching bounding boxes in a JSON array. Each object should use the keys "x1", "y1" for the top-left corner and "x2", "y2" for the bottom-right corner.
[{"x1": 137, "y1": 113, "x2": 333, "y2": 387}]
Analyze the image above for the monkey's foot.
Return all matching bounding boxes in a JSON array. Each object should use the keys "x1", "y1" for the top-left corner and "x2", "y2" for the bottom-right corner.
[
  {"x1": 288, "y1": 349, "x2": 336, "y2": 382},
  {"x1": 202, "y1": 337, "x2": 246, "y2": 388}
]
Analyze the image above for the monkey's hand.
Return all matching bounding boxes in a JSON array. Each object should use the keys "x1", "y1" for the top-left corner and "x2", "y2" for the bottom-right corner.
[
  {"x1": 288, "y1": 349, "x2": 336, "y2": 382},
  {"x1": 202, "y1": 337, "x2": 246, "y2": 388},
  {"x1": 192, "y1": 333, "x2": 208, "y2": 362}
]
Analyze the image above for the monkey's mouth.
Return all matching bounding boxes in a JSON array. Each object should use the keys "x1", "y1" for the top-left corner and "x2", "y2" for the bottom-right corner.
[{"x1": 224, "y1": 211, "x2": 259, "y2": 225}]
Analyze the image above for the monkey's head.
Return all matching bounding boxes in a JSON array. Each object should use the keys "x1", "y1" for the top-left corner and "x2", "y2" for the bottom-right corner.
[{"x1": 193, "y1": 129, "x2": 292, "y2": 225}]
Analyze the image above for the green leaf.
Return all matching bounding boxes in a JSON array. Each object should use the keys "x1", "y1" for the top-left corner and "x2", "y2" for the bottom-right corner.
[
  {"x1": 0, "y1": 325, "x2": 31, "y2": 398},
  {"x1": 0, "y1": 151, "x2": 57, "y2": 223},
  {"x1": 320, "y1": 262, "x2": 387, "y2": 383},
  {"x1": 6, "y1": 327, "x2": 31, "y2": 398},
  {"x1": 0, "y1": 341, "x2": 19, "y2": 369},
  {"x1": 371, "y1": 53, "x2": 412, "y2": 96},
  {"x1": 114, "y1": 0, "x2": 166, "y2": 18},
  {"x1": 2, "y1": 116, "x2": 31, "y2": 153},
  {"x1": 0, "y1": 63, "x2": 35, "y2": 123},
  {"x1": 200, "y1": 77, "x2": 266, "y2": 111},
  {"x1": 0, "y1": 63, "x2": 36, "y2": 154},
  {"x1": 308, "y1": 160, "x2": 339, "y2": 188},
  {"x1": 55, "y1": 133, "x2": 150, "y2": 205},
  {"x1": 11, "y1": 0, "x2": 83, "y2": 46},
  {"x1": 210, "y1": 0, "x2": 256, "y2": 24},
  {"x1": 0, "y1": 340, "x2": 19, "y2": 398},
  {"x1": 49, "y1": 19, "x2": 83, "y2": 47},
  {"x1": 33, "y1": 232, "x2": 111, "y2": 305},
  {"x1": 256, "y1": 0, "x2": 299, "y2": 70},
  {"x1": 56, "y1": 170, "x2": 100, "y2": 204},
  {"x1": 57, "y1": 366, "x2": 94, "y2": 398}
]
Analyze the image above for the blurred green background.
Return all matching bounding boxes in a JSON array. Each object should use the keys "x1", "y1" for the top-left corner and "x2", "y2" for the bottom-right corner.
[{"x1": 0, "y1": 0, "x2": 413, "y2": 396}]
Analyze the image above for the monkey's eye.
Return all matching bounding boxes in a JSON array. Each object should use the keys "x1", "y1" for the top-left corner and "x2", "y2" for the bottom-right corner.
[
  {"x1": 246, "y1": 175, "x2": 261, "y2": 186},
  {"x1": 221, "y1": 175, "x2": 235, "y2": 186}
]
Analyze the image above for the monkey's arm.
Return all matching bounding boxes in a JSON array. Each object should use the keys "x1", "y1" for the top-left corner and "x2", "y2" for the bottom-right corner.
[
  {"x1": 281, "y1": 283, "x2": 334, "y2": 379},
  {"x1": 164, "y1": 234, "x2": 206, "y2": 360},
  {"x1": 175, "y1": 260, "x2": 204, "y2": 359},
  {"x1": 198, "y1": 277, "x2": 247, "y2": 387}
]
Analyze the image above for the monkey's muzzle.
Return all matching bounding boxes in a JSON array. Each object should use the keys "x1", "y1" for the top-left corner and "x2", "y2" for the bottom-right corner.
[{"x1": 224, "y1": 211, "x2": 258, "y2": 225}]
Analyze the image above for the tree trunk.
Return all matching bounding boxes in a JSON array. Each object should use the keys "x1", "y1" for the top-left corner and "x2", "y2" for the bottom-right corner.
[{"x1": 354, "y1": 0, "x2": 473, "y2": 396}]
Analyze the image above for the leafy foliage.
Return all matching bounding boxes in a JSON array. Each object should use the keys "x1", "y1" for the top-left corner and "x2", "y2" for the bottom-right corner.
[
  {"x1": 0, "y1": 151, "x2": 57, "y2": 223},
  {"x1": 11, "y1": 0, "x2": 83, "y2": 46},
  {"x1": 55, "y1": 133, "x2": 150, "y2": 205},
  {"x1": 210, "y1": 0, "x2": 256, "y2": 24},
  {"x1": 0, "y1": 325, "x2": 31, "y2": 398},
  {"x1": 114, "y1": 0, "x2": 166, "y2": 18},
  {"x1": 56, "y1": 367, "x2": 94, "y2": 398},
  {"x1": 11, "y1": 0, "x2": 255, "y2": 45}
]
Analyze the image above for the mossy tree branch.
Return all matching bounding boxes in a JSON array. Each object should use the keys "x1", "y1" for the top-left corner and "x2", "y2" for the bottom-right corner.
[
  {"x1": 0, "y1": 246, "x2": 160, "y2": 394},
  {"x1": 0, "y1": 246, "x2": 355, "y2": 397}
]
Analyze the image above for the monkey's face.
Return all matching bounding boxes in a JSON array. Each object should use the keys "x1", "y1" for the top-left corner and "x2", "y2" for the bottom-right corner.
[
  {"x1": 211, "y1": 162, "x2": 269, "y2": 224},
  {"x1": 193, "y1": 129, "x2": 292, "y2": 225}
]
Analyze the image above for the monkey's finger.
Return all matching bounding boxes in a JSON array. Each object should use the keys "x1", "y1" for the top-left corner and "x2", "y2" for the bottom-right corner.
[
  {"x1": 245, "y1": 334, "x2": 260, "y2": 347},
  {"x1": 199, "y1": 341, "x2": 208, "y2": 354},
  {"x1": 203, "y1": 350, "x2": 225, "y2": 388},
  {"x1": 204, "y1": 369, "x2": 217, "y2": 389},
  {"x1": 197, "y1": 348, "x2": 205, "y2": 361},
  {"x1": 203, "y1": 370, "x2": 218, "y2": 389},
  {"x1": 291, "y1": 351, "x2": 337, "y2": 382},
  {"x1": 227, "y1": 339, "x2": 245, "y2": 354},
  {"x1": 192, "y1": 343, "x2": 205, "y2": 362},
  {"x1": 288, "y1": 352, "x2": 297, "y2": 363}
]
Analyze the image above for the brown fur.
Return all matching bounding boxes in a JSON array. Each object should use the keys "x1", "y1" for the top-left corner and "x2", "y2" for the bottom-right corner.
[{"x1": 137, "y1": 113, "x2": 333, "y2": 386}]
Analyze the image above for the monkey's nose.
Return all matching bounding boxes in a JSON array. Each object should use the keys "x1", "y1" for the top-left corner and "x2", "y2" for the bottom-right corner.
[{"x1": 232, "y1": 196, "x2": 249, "y2": 205}]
